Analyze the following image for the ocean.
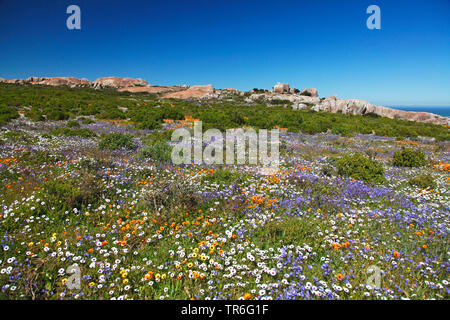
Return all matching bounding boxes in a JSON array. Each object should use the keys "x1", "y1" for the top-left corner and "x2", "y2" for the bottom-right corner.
[{"x1": 387, "y1": 106, "x2": 450, "y2": 118}]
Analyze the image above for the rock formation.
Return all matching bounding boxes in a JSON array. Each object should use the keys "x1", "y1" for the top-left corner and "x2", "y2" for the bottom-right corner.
[
  {"x1": 0, "y1": 76, "x2": 448, "y2": 125},
  {"x1": 93, "y1": 77, "x2": 148, "y2": 88},
  {"x1": 163, "y1": 84, "x2": 214, "y2": 99},
  {"x1": 301, "y1": 88, "x2": 318, "y2": 97},
  {"x1": 118, "y1": 86, "x2": 184, "y2": 94},
  {"x1": 272, "y1": 82, "x2": 290, "y2": 94}
]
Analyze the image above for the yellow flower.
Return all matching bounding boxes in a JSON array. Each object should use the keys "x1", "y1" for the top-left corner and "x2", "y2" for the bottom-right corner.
[
  {"x1": 123, "y1": 279, "x2": 129, "y2": 285},
  {"x1": 161, "y1": 274, "x2": 167, "y2": 280},
  {"x1": 62, "y1": 278, "x2": 68, "y2": 285},
  {"x1": 122, "y1": 272, "x2": 128, "y2": 278},
  {"x1": 88, "y1": 282, "x2": 95, "y2": 287}
]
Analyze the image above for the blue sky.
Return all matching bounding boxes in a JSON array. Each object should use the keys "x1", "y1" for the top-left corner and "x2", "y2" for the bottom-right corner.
[{"x1": 0, "y1": 0, "x2": 449, "y2": 106}]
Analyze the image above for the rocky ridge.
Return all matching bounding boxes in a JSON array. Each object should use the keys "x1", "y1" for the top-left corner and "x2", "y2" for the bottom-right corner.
[{"x1": 0, "y1": 77, "x2": 448, "y2": 125}]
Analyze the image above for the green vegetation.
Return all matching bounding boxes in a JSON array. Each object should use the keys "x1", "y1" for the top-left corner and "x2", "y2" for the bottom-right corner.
[
  {"x1": 393, "y1": 148, "x2": 427, "y2": 167},
  {"x1": 0, "y1": 83, "x2": 448, "y2": 141},
  {"x1": 98, "y1": 132, "x2": 136, "y2": 150},
  {"x1": 40, "y1": 175, "x2": 105, "y2": 213},
  {"x1": 408, "y1": 174, "x2": 436, "y2": 189},
  {"x1": 201, "y1": 168, "x2": 244, "y2": 185},
  {"x1": 138, "y1": 142, "x2": 173, "y2": 163},
  {"x1": 66, "y1": 120, "x2": 80, "y2": 128},
  {"x1": 0, "y1": 105, "x2": 19, "y2": 125},
  {"x1": 335, "y1": 153, "x2": 386, "y2": 184}
]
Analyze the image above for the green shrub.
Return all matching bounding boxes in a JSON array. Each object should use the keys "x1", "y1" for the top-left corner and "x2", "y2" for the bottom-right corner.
[
  {"x1": 67, "y1": 120, "x2": 80, "y2": 128},
  {"x1": 143, "y1": 130, "x2": 172, "y2": 144},
  {"x1": 80, "y1": 117, "x2": 95, "y2": 124},
  {"x1": 47, "y1": 110, "x2": 69, "y2": 121},
  {"x1": 335, "y1": 153, "x2": 385, "y2": 184},
  {"x1": 139, "y1": 119, "x2": 160, "y2": 130},
  {"x1": 41, "y1": 175, "x2": 105, "y2": 211},
  {"x1": 0, "y1": 106, "x2": 18, "y2": 125},
  {"x1": 393, "y1": 148, "x2": 427, "y2": 167},
  {"x1": 408, "y1": 174, "x2": 436, "y2": 190},
  {"x1": 201, "y1": 168, "x2": 243, "y2": 185},
  {"x1": 138, "y1": 141, "x2": 173, "y2": 163},
  {"x1": 98, "y1": 132, "x2": 136, "y2": 150}
]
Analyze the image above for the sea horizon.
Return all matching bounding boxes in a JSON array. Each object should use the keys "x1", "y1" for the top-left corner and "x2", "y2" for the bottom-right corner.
[{"x1": 387, "y1": 105, "x2": 450, "y2": 118}]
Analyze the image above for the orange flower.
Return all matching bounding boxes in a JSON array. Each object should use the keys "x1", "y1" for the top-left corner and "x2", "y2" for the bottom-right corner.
[
  {"x1": 393, "y1": 251, "x2": 400, "y2": 258},
  {"x1": 336, "y1": 273, "x2": 344, "y2": 281},
  {"x1": 422, "y1": 245, "x2": 427, "y2": 249},
  {"x1": 243, "y1": 293, "x2": 251, "y2": 300}
]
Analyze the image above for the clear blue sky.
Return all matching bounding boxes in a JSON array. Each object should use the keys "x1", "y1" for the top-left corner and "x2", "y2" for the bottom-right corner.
[{"x1": 0, "y1": 0, "x2": 449, "y2": 106}]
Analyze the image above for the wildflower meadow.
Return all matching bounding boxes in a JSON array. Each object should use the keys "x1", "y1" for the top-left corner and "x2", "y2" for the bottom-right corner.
[{"x1": 0, "y1": 109, "x2": 448, "y2": 300}]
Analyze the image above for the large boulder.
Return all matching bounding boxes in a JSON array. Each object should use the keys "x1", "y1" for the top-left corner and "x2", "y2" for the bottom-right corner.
[
  {"x1": 273, "y1": 82, "x2": 290, "y2": 94},
  {"x1": 118, "y1": 86, "x2": 184, "y2": 94},
  {"x1": 314, "y1": 97, "x2": 450, "y2": 125},
  {"x1": 41, "y1": 77, "x2": 91, "y2": 87},
  {"x1": 93, "y1": 77, "x2": 148, "y2": 89},
  {"x1": 300, "y1": 88, "x2": 318, "y2": 97},
  {"x1": 163, "y1": 84, "x2": 214, "y2": 99}
]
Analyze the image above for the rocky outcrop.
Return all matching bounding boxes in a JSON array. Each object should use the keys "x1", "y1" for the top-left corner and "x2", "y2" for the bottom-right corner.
[
  {"x1": 272, "y1": 82, "x2": 290, "y2": 94},
  {"x1": 93, "y1": 77, "x2": 148, "y2": 89},
  {"x1": 0, "y1": 76, "x2": 91, "y2": 87},
  {"x1": 163, "y1": 84, "x2": 214, "y2": 99},
  {"x1": 301, "y1": 88, "x2": 318, "y2": 97},
  {"x1": 118, "y1": 86, "x2": 185, "y2": 94},
  {"x1": 39, "y1": 77, "x2": 91, "y2": 87},
  {"x1": 245, "y1": 92, "x2": 320, "y2": 105},
  {"x1": 244, "y1": 89, "x2": 449, "y2": 125},
  {"x1": 314, "y1": 96, "x2": 450, "y2": 125},
  {"x1": 1, "y1": 75, "x2": 448, "y2": 125}
]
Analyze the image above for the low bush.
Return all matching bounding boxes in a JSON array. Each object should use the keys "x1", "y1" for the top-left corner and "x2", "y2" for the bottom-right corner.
[
  {"x1": 335, "y1": 153, "x2": 385, "y2": 184},
  {"x1": 98, "y1": 132, "x2": 136, "y2": 150},
  {"x1": 201, "y1": 168, "x2": 243, "y2": 185},
  {"x1": 67, "y1": 120, "x2": 80, "y2": 128},
  {"x1": 79, "y1": 117, "x2": 95, "y2": 124},
  {"x1": 41, "y1": 175, "x2": 105, "y2": 212},
  {"x1": 138, "y1": 141, "x2": 173, "y2": 163},
  {"x1": 408, "y1": 174, "x2": 436, "y2": 190},
  {"x1": 0, "y1": 106, "x2": 18, "y2": 125},
  {"x1": 393, "y1": 148, "x2": 427, "y2": 167}
]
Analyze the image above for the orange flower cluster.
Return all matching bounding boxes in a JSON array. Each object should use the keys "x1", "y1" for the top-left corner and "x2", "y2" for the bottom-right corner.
[
  {"x1": 144, "y1": 271, "x2": 153, "y2": 280},
  {"x1": 331, "y1": 241, "x2": 351, "y2": 251},
  {"x1": 396, "y1": 140, "x2": 419, "y2": 146},
  {"x1": 433, "y1": 162, "x2": 450, "y2": 172}
]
